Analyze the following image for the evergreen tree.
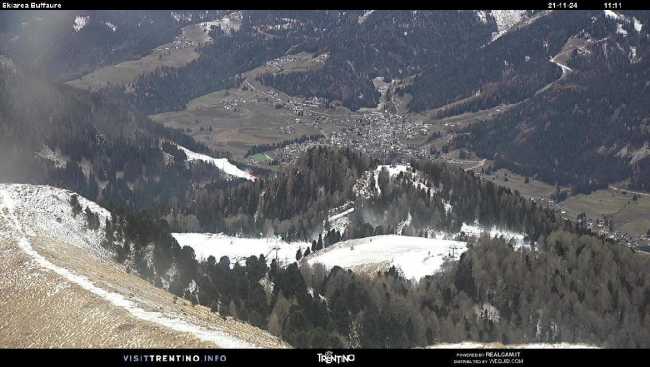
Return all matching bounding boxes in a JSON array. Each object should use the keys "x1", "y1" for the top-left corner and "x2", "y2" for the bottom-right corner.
[
  {"x1": 296, "y1": 248, "x2": 303, "y2": 261},
  {"x1": 70, "y1": 194, "x2": 82, "y2": 218}
]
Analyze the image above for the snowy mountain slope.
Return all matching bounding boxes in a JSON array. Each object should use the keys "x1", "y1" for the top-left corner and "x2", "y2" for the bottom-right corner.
[
  {"x1": 0, "y1": 184, "x2": 285, "y2": 348},
  {"x1": 355, "y1": 163, "x2": 441, "y2": 199},
  {"x1": 171, "y1": 232, "x2": 309, "y2": 266},
  {"x1": 177, "y1": 145, "x2": 256, "y2": 181},
  {"x1": 305, "y1": 235, "x2": 467, "y2": 280},
  {"x1": 0, "y1": 184, "x2": 114, "y2": 260},
  {"x1": 488, "y1": 10, "x2": 528, "y2": 41},
  {"x1": 461, "y1": 9, "x2": 650, "y2": 192},
  {"x1": 199, "y1": 11, "x2": 242, "y2": 38}
]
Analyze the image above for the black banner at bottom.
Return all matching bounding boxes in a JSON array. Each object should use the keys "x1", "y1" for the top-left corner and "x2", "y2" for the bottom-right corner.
[{"x1": 0, "y1": 348, "x2": 648, "y2": 366}]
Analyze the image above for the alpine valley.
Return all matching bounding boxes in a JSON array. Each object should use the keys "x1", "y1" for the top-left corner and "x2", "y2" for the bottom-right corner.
[{"x1": 0, "y1": 10, "x2": 648, "y2": 348}]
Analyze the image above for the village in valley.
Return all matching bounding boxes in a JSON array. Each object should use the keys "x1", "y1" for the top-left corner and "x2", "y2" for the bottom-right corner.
[{"x1": 147, "y1": 49, "x2": 650, "y2": 257}]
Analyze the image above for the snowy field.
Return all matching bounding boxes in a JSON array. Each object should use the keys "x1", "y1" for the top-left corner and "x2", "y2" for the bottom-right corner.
[
  {"x1": 171, "y1": 233, "x2": 309, "y2": 266},
  {"x1": 172, "y1": 232, "x2": 468, "y2": 280},
  {"x1": 460, "y1": 223, "x2": 527, "y2": 248},
  {"x1": 171, "y1": 217, "x2": 531, "y2": 281},
  {"x1": 177, "y1": 145, "x2": 255, "y2": 181},
  {"x1": 306, "y1": 235, "x2": 467, "y2": 280},
  {"x1": 0, "y1": 184, "x2": 114, "y2": 260}
]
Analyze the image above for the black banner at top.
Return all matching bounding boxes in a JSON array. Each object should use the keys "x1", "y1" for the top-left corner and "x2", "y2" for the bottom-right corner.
[{"x1": 1, "y1": 0, "x2": 650, "y2": 11}]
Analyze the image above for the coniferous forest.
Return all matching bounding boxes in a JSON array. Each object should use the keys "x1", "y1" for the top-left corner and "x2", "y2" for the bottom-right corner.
[
  {"x1": 99, "y1": 207, "x2": 650, "y2": 348},
  {"x1": 89, "y1": 145, "x2": 649, "y2": 348}
]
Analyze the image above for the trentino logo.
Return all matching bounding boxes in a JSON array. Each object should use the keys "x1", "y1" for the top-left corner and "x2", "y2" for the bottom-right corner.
[{"x1": 316, "y1": 351, "x2": 356, "y2": 364}]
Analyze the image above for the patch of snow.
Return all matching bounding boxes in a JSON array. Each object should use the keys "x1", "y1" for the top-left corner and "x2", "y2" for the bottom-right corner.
[
  {"x1": 358, "y1": 10, "x2": 375, "y2": 24},
  {"x1": 171, "y1": 233, "x2": 309, "y2": 267},
  {"x1": 551, "y1": 57, "x2": 573, "y2": 76},
  {"x1": 200, "y1": 20, "x2": 222, "y2": 33},
  {"x1": 269, "y1": 18, "x2": 300, "y2": 31},
  {"x1": 105, "y1": 22, "x2": 117, "y2": 32},
  {"x1": 171, "y1": 11, "x2": 192, "y2": 23},
  {"x1": 163, "y1": 263, "x2": 177, "y2": 290},
  {"x1": 396, "y1": 212, "x2": 412, "y2": 235},
  {"x1": 475, "y1": 303, "x2": 500, "y2": 322},
  {"x1": 305, "y1": 235, "x2": 467, "y2": 280},
  {"x1": 604, "y1": 10, "x2": 623, "y2": 21},
  {"x1": 374, "y1": 164, "x2": 440, "y2": 197},
  {"x1": 373, "y1": 164, "x2": 411, "y2": 195},
  {"x1": 328, "y1": 207, "x2": 354, "y2": 223},
  {"x1": 490, "y1": 10, "x2": 527, "y2": 41},
  {"x1": 603, "y1": 10, "x2": 639, "y2": 36},
  {"x1": 36, "y1": 146, "x2": 68, "y2": 168},
  {"x1": 199, "y1": 11, "x2": 242, "y2": 38},
  {"x1": 355, "y1": 164, "x2": 441, "y2": 201},
  {"x1": 0, "y1": 184, "x2": 113, "y2": 259},
  {"x1": 137, "y1": 241, "x2": 153, "y2": 267},
  {"x1": 460, "y1": 222, "x2": 527, "y2": 248},
  {"x1": 629, "y1": 46, "x2": 639, "y2": 63},
  {"x1": 325, "y1": 205, "x2": 354, "y2": 236},
  {"x1": 177, "y1": 145, "x2": 255, "y2": 181},
  {"x1": 633, "y1": 17, "x2": 643, "y2": 33},
  {"x1": 475, "y1": 10, "x2": 489, "y2": 24},
  {"x1": 73, "y1": 16, "x2": 90, "y2": 32}
]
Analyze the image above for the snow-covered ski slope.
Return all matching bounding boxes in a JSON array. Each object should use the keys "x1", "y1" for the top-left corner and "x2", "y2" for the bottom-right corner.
[
  {"x1": 173, "y1": 232, "x2": 467, "y2": 280},
  {"x1": 0, "y1": 184, "x2": 114, "y2": 260},
  {"x1": 171, "y1": 221, "x2": 527, "y2": 280},
  {"x1": 172, "y1": 232, "x2": 309, "y2": 266},
  {"x1": 306, "y1": 235, "x2": 467, "y2": 280},
  {"x1": 177, "y1": 145, "x2": 255, "y2": 181}
]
